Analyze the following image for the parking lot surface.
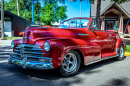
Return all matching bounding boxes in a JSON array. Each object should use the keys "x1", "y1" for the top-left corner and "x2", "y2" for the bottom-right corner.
[{"x1": 0, "y1": 40, "x2": 130, "y2": 86}]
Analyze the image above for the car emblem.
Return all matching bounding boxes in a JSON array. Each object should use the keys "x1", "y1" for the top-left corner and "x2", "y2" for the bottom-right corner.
[
  {"x1": 20, "y1": 47, "x2": 24, "y2": 58},
  {"x1": 22, "y1": 55, "x2": 27, "y2": 68}
]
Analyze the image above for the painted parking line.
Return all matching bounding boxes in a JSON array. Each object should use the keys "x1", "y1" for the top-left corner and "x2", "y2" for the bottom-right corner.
[
  {"x1": 125, "y1": 52, "x2": 130, "y2": 56},
  {"x1": 0, "y1": 60, "x2": 8, "y2": 63}
]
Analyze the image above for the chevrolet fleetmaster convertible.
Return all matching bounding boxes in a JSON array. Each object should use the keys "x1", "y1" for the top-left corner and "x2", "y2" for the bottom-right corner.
[{"x1": 9, "y1": 17, "x2": 126, "y2": 76}]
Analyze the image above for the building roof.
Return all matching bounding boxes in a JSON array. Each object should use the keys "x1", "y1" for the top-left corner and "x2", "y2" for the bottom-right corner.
[
  {"x1": 0, "y1": 11, "x2": 32, "y2": 22},
  {"x1": 91, "y1": 0, "x2": 130, "y2": 17}
]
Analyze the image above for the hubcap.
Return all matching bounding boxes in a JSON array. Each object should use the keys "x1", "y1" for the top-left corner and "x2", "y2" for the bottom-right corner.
[
  {"x1": 62, "y1": 53, "x2": 77, "y2": 72},
  {"x1": 120, "y1": 46, "x2": 124, "y2": 58}
]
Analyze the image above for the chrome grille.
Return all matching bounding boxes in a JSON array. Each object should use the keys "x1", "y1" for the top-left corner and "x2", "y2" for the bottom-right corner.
[{"x1": 13, "y1": 44, "x2": 44, "y2": 60}]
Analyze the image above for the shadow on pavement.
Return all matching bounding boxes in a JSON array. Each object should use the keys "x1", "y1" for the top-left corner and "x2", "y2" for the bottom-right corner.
[
  {"x1": 101, "y1": 78, "x2": 129, "y2": 86},
  {"x1": 7, "y1": 58, "x2": 121, "y2": 79}
]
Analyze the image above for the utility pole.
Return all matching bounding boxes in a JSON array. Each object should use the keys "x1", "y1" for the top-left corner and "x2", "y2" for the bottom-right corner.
[
  {"x1": 16, "y1": 0, "x2": 19, "y2": 16},
  {"x1": 1, "y1": 0, "x2": 4, "y2": 39}
]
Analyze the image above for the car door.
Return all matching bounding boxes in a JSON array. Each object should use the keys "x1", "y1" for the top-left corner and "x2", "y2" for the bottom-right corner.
[
  {"x1": 87, "y1": 29, "x2": 101, "y2": 60},
  {"x1": 93, "y1": 30, "x2": 111, "y2": 54}
]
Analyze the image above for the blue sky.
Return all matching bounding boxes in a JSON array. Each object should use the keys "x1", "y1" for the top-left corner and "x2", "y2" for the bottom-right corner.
[
  {"x1": 5, "y1": 0, "x2": 91, "y2": 19},
  {"x1": 61, "y1": 1, "x2": 91, "y2": 19}
]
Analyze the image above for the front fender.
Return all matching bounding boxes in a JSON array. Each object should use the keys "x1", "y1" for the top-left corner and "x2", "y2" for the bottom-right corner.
[{"x1": 47, "y1": 38, "x2": 95, "y2": 67}]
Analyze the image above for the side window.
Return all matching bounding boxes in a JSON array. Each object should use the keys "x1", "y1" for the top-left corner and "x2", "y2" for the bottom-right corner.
[
  {"x1": 69, "y1": 19, "x2": 89, "y2": 28},
  {"x1": 59, "y1": 19, "x2": 71, "y2": 28},
  {"x1": 59, "y1": 19, "x2": 90, "y2": 29},
  {"x1": 90, "y1": 19, "x2": 96, "y2": 29},
  {"x1": 80, "y1": 19, "x2": 89, "y2": 28}
]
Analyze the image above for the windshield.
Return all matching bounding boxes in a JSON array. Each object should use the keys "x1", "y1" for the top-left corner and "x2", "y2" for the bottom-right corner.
[{"x1": 59, "y1": 18, "x2": 89, "y2": 29}]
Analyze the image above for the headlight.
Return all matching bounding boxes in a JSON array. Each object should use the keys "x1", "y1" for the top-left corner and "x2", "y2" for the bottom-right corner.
[
  {"x1": 44, "y1": 42, "x2": 50, "y2": 51},
  {"x1": 11, "y1": 41, "x2": 15, "y2": 48}
]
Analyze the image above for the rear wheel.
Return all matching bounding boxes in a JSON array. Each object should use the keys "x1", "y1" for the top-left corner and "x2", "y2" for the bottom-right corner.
[
  {"x1": 116, "y1": 45, "x2": 125, "y2": 61},
  {"x1": 58, "y1": 51, "x2": 81, "y2": 77}
]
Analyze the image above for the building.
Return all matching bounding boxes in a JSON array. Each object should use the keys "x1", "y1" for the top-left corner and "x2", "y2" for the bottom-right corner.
[
  {"x1": 0, "y1": 11, "x2": 32, "y2": 37},
  {"x1": 91, "y1": 0, "x2": 130, "y2": 37}
]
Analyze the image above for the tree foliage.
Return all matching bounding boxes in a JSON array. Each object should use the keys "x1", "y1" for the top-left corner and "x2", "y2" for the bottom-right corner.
[
  {"x1": 2, "y1": 0, "x2": 41, "y2": 22},
  {"x1": 40, "y1": 0, "x2": 67, "y2": 25},
  {"x1": 1, "y1": 0, "x2": 67, "y2": 25}
]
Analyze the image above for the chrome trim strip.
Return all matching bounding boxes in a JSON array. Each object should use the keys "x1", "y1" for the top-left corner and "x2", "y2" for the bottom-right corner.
[
  {"x1": 18, "y1": 44, "x2": 41, "y2": 48},
  {"x1": 15, "y1": 50, "x2": 20, "y2": 52},
  {"x1": 78, "y1": 34, "x2": 89, "y2": 36},
  {"x1": 94, "y1": 31, "x2": 106, "y2": 32},
  {"x1": 16, "y1": 47, "x2": 21, "y2": 49},
  {"x1": 13, "y1": 52, "x2": 20, "y2": 55},
  {"x1": 12, "y1": 54, "x2": 46, "y2": 59},
  {"x1": 85, "y1": 54, "x2": 118, "y2": 66},
  {"x1": 23, "y1": 51, "x2": 44, "y2": 54},
  {"x1": 23, "y1": 48, "x2": 43, "y2": 51},
  {"x1": 26, "y1": 56, "x2": 49, "y2": 59}
]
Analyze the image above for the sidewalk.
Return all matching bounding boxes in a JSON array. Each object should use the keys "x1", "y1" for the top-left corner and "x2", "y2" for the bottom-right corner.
[
  {"x1": 123, "y1": 38, "x2": 130, "y2": 56},
  {"x1": 0, "y1": 40, "x2": 12, "y2": 45}
]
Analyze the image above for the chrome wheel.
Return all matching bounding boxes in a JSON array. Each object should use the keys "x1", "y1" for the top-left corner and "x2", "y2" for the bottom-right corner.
[
  {"x1": 62, "y1": 53, "x2": 77, "y2": 72},
  {"x1": 59, "y1": 51, "x2": 81, "y2": 77},
  {"x1": 115, "y1": 45, "x2": 125, "y2": 61},
  {"x1": 119, "y1": 46, "x2": 124, "y2": 58}
]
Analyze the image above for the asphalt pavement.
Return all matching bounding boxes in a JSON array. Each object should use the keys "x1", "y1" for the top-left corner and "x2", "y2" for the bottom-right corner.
[{"x1": 0, "y1": 40, "x2": 130, "y2": 86}]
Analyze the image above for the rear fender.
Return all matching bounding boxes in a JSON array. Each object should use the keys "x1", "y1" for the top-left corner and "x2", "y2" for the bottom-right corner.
[{"x1": 115, "y1": 38, "x2": 126, "y2": 53}]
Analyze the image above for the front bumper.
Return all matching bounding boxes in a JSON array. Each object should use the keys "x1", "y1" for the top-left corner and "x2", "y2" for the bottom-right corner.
[{"x1": 8, "y1": 53, "x2": 54, "y2": 70}]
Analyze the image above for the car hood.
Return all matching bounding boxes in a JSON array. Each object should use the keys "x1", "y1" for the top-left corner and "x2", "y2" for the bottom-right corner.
[{"x1": 23, "y1": 27, "x2": 88, "y2": 44}]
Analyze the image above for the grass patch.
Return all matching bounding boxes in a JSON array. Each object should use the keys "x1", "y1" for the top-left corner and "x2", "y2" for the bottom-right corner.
[
  {"x1": 3, "y1": 37, "x2": 23, "y2": 40},
  {"x1": 126, "y1": 45, "x2": 130, "y2": 52}
]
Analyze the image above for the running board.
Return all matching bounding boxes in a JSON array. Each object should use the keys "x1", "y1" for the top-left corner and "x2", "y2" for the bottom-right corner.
[{"x1": 85, "y1": 54, "x2": 119, "y2": 66}]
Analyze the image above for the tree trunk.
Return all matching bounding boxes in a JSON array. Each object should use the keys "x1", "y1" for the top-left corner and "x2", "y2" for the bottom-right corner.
[
  {"x1": 17, "y1": 0, "x2": 19, "y2": 16},
  {"x1": 1, "y1": 0, "x2": 4, "y2": 39},
  {"x1": 96, "y1": 0, "x2": 101, "y2": 30}
]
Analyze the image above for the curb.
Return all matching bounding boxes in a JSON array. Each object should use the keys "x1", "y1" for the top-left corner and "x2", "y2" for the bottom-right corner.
[{"x1": 125, "y1": 52, "x2": 130, "y2": 56}]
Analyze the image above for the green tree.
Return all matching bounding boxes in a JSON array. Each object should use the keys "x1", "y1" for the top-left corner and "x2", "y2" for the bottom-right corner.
[
  {"x1": 59, "y1": 0, "x2": 130, "y2": 30},
  {"x1": 40, "y1": 0, "x2": 67, "y2": 25},
  {"x1": 2, "y1": 0, "x2": 41, "y2": 21}
]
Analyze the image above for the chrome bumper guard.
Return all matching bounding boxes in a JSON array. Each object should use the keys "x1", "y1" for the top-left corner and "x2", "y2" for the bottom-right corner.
[{"x1": 8, "y1": 53, "x2": 54, "y2": 70}]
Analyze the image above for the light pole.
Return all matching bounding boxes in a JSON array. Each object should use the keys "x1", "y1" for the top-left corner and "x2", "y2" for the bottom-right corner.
[
  {"x1": 80, "y1": 1, "x2": 82, "y2": 17},
  {"x1": 31, "y1": 0, "x2": 35, "y2": 25}
]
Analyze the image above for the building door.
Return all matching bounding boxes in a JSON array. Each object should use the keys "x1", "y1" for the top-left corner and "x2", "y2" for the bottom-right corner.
[
  {"x1": 105, "y1": 19, "x2": 118, "y2": 31},
  {"x1": 0, "y1": 21, "x2": 12, "y2": 37},
  {"x1": 105, "y1": 21, "x2": 115, "y2": 30}
]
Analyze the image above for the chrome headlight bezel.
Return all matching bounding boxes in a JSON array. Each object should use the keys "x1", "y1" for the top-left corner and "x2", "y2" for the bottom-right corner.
[
  {"x1": 11, "y1": 41, "x2": 15, "y2": 48},
  {"x1": 44, "y1": 41, "x2": 50, "y2": 51}
]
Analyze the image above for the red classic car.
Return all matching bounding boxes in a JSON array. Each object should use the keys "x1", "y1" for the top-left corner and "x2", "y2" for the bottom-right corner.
[{"x1": 9, "y1": 17, "x2": 126, "y2": 77}]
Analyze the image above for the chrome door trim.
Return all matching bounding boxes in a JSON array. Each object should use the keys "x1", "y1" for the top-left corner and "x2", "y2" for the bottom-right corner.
[
  {"x1": 78, "y1": 34, "x2": 89, "y2": 36},
  {"x1": 85, "y1": 54, "x2": 118, "y2": 66}
]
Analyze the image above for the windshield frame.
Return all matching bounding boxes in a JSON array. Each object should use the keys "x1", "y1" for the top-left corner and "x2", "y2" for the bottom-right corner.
[{"x1": 58, "y1": 17, "x2": 92, "y2": 30}]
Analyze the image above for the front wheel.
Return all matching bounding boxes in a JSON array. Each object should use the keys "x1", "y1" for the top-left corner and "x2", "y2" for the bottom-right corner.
[
  {"x1": 115, "y1": 45, "x2": 125, "y2": 61},
  {"x1": 58, "y1": 51, "x2": 81, "y2": 77}
]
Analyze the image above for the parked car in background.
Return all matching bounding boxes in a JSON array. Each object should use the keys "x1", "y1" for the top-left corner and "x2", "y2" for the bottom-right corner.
[{"x1": 9, "y1": 17, "x2": 126, "y2": 77}]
